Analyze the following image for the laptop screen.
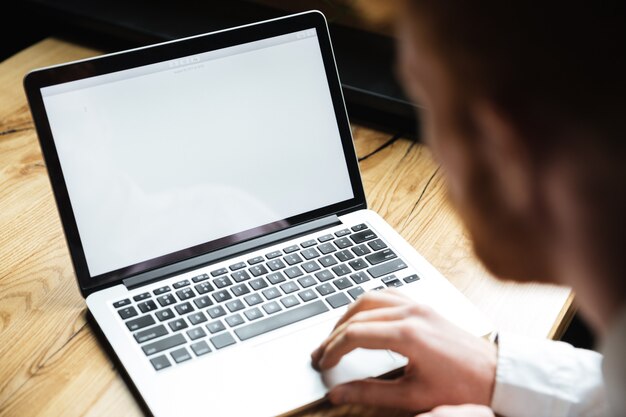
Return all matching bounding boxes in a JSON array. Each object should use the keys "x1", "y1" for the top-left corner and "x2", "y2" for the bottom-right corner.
[{"x1": 39, "y1": 28, "x2": 355, "y2": 278}]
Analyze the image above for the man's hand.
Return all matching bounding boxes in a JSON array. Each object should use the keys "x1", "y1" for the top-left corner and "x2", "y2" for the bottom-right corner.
[{"x1": 311, "y1": 289, "x2": 497, "y2": 411}]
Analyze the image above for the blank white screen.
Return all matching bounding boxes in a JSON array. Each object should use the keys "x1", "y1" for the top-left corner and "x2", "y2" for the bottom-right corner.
[{"x1": 42, "y1": 33, "x2": 354, "y2": 277}]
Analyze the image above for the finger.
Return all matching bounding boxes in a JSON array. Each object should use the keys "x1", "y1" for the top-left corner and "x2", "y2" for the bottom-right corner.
[
  {"x1": 328, "y1": 377, "x2": 416, "y2": 409},
  {"x1": 317, "y1": 320, "x2": 410, "y2": 369},
  {"x1": 311, "y1": 305, "x2": 411, "y2": 365},
  {"x1": 312, "y1": 305, "x2": 413, "y2": 367},
  {"x1": 331, "y1": 289, "x2": 411, "y2": 331},
  {"x1": 416, "y1": 405, "x2": 495, "y2": 417}
]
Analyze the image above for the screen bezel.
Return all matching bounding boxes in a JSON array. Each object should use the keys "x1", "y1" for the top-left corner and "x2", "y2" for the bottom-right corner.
[{"x1": 24, "y1": 11, "x2": 366, "y2": 296}]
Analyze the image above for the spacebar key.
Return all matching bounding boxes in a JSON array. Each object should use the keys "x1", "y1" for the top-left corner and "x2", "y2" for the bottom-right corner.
[
  {"x1": 368, "y1": 259, "x2": 408, "y2": 278},
  {"x1": 235, "y1": 300, "x2": 329, "y2": 341}
]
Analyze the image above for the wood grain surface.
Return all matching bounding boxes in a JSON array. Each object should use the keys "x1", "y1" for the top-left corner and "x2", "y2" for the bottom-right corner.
[{"x1": 0, "y1": 38, "x2": 574, "y2": 417}]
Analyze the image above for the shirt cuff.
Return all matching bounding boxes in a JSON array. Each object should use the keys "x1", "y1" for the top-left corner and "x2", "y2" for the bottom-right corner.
[{"x1": 491, "y1": 331, "x2": 607, "y2": 417}]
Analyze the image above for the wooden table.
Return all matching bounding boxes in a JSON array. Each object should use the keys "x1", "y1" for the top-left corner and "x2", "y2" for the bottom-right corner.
[{"x1": 0, "y1": 38, "x2": 575, "y2": 417}]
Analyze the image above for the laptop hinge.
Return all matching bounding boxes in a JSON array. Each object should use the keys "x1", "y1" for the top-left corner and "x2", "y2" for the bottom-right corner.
[{"x1": 123, "y1": 214, "x2": 342, "y2": 290}]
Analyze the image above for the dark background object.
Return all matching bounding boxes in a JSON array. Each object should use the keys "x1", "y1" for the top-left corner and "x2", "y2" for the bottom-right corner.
[{"x1": 11, "y1": 0, "x2": 419, "y2": 139}]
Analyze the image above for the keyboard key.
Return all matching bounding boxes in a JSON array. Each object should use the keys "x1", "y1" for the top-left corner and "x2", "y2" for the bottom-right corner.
[
  {"x1": 155, "y1": 308, "x2": 175, "y2": 322},
  {"x1": 214, "y1": 276, "x2": 233, "y2": 289},
  {"x1": 225, "y1": 299, "x2": 245, "y2": 312},
  {"x1": 244, "y1": 293, "x2": 263, "y2": 306},
  {"x1": 157, "y1": 293, "x2": 176, "y2": 307},
  {"x1": 249, "y1": 264, "x2": 268, "y2": 277},
  {"x1": 225, "y1": 314, "x2": 245, "y2": 327},
  {"x1": 212, "y1": 290, "x2": 232, "y2": 303},
  {"x1": 265, "y1": 250, "x2": 282, "y2": 259},
  {"x1": 206, "y1": 320, "x2": 226, "y2": 334},
  {"x1": 142, "y1": 334, "x2": 185, "y2": 356},
  {"x1": 262, "y1": 301, "x2": 282, "y2": 315},
  {"x1": 188, "y1": 311, "x2": 207, "y2": 325},
  {"x1": 368, "y1": 239, "x2": 388, "y2": 251},
  {"x1": 195, "y1": 281, "x2": 214, "y2": 295},
  {"x1": 326, "y1": 292, "x2": 351, "y2": 309},
  {"x1": 350, "y1": 230, "x2": 377, "y2": 244},
  {"x1": 267, "y1": 259, "x2": 286, "y2": 271},
  {"x1": 250, "y1": 277, "x2": 268, "y2": 290},
  {"x1": 336, "y1": 249, "x2": 355, "y2": 262},
  {"x1": 187, "y1": 326, "x2": 207, "y2": 340},
  {"x1": 335, "y1": 237, "x2": 353, "y2": 249},
  {"x1": 301, "y1": 239, "x2": 317, "y2": 248},
  {"x1": 190, "y1": 340, "x2": 212, "y2": 356},
  {"x1": 319, "y1": 255, "x2": 338, "y2": 268},
  {"x1": 262, "y1": 287, "x2": 281, "y2": 300},
  {"x1": 352, "y1": 244, "x2": 372, "y2": 257},
  {"x1": 350, "y1": 271, "x2": 370, "y2": 284},
  {"x1": 333, "y1": 277, "x2": 353, "y2": 290},
  {"x1": 315, "y1": 270, "x2": 334, "y2": 282},
  {"x1": 348, "y1": 286, "x2": 365, "y2": 300},
  {"x1": 126, "y1": 314, "x2": 156, "y2": 331},
  {"x1": 280, "y1": 295, "x2": 300, "y2": 308},
  {"x1": 171, "y1": 347, "x2": 192, "y2": 363},
  {"x1": 176, "y1": 287, "x2": 195, "y2": 301},
  {"x1": 318, "y1": 234, "x2": 333, "y2": 242},
  {"x1": 247, "y1": 256, "x2": 264, "y2": 265},
  {"x1": 283, "y1": 253, "x2": 303, "y2": 265},
  {"x1": 368, "y1": 259, "x2": 408, "y2": 278},
  {"x1": 175, "y1": 302, "x2": 194, "y2": 315},
  {"x1": 118, "y1": 306, "x2": 138, "y2": 320},
  {"x1": 231, "y1": 270, "x2": 251, "y2": 283},
  {"x1": 403, "y1": 274, "x2": 420, "y2": 283},
  {"x1": 168, "y1": 318, "x2": 188, "y2": 332},
  {"x1": 298, "y1": 289, "x2": 318, "y2": 302},
  {"x1": 301, "y1": 248, "x2": 321, "y2": 260},
  {"x1": 382, "y1": 275, "x2": 404, "y2": 287},
  {"x1": 137, "y1": 300, "x2": 157, "y2": 314},
  {"x1": 133, "y1": 292, "x2": 151, "y2": 301},
  {"x1": 194, "y1": 295, "x2": 213, "y2": 309},
  {"x1": 331, "y1": 264, "x2": 352, "y2": 276},
  {"x1": 318, "y1": 243, "x2": 336, "y2": 254},
  {"x1": 297, "y1": 275, "x2": 317, "y2": 288},
  {"x1": 191, "y1": 273, "x2": 209, "y2": 283},
  {"x1": 280, "y1": 281, "x2": 299, "y2": 294},
  {"x1": 231, "y1": 283, "x2": 251, "y2": 297},
  {"x1": 150, "y1": 355, "x2": 171, "y2": 370},
  {"x1": 349, "y1": 258, "x2": 369, "y2": 270},
  {"x1": 366, "y1": 249, "x2": 397, "y2": 265},
  {"x1": 351, "y1": 223, "x2": 368, "y2": 232},
  {"x1": 284, "y1": 266, "x2": 304, "y2": 279},
  {"x1": 283, "y1": 245, "x2": 299, "y2": 253},
  {"x1": 153, "y1": 286, "x2": 171, "y2": 295},
  {"x1": 335, "y1": 229, "x2": 351, "y2": 237},
  {"x1": 207, "y1": 305, "x2": 226, "y2": 319},
  {"x1": 316, "y1": 283, "x2": 336, "y2": 296},
  {"x1": 210, "y1": 332, "x2": 236, "y2": 349},
  {"x1": 301, "y1": 260, "x2": 321, "y2": 273},
  {"x1": 134, "y1": 324, "x2": 168, "y2": 343},
  {"x1": 211, "y1": 268, "x2": 228, "y2": 277},
  {"x1": 113, "y1": 299, "x2": 130, "y2": 309},
  {"x1": 173, "y1": 279, "x2": 190, "y2": 289},
  {"x1": 235, "y1": 300, "x2": 329, "y2": 341},
  {"x1": 267, "y1": 271, "x2": 286, "y2": 285},
  {"x1": 244, "y1": 307, "x2": 263, "y2": 321},
  {"x1": 229, "y1": 262, "x2": 246, "y2": 271}
]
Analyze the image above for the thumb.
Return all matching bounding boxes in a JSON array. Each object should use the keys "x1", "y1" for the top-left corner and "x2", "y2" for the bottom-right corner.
[{"x1": 328, "y1": 377, "x2": 415, "y2": 409}]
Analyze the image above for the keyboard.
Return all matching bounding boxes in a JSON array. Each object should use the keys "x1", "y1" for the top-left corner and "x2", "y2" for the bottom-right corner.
[{"x1": 111, "y1": 222, "x2": 421, "y2": 371}]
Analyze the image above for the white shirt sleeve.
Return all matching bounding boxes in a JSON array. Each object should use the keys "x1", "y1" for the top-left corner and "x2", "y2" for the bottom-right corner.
[{"x1": 490, "y1": 332, "x2": 609, "y2": 417}]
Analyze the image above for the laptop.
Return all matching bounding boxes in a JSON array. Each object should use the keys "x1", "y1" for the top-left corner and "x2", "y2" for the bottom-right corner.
[{"x1": 24, "y1": 10, "x2": 493, "y2": 417}]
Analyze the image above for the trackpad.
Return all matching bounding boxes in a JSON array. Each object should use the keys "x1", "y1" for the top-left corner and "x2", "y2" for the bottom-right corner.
[{"x1": 321, "y1": 348, "x2": 405, "y2": 388}]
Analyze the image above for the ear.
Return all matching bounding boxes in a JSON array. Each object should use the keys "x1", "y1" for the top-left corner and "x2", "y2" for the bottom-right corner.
[{"x1": 470, "y1": 100, "x2": 534, "y2": 213}]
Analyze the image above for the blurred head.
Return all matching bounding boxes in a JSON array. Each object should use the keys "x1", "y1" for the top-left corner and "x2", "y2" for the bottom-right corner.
[{"x1": 351, "y1": 1, "x2": 626, "y2": 285}]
